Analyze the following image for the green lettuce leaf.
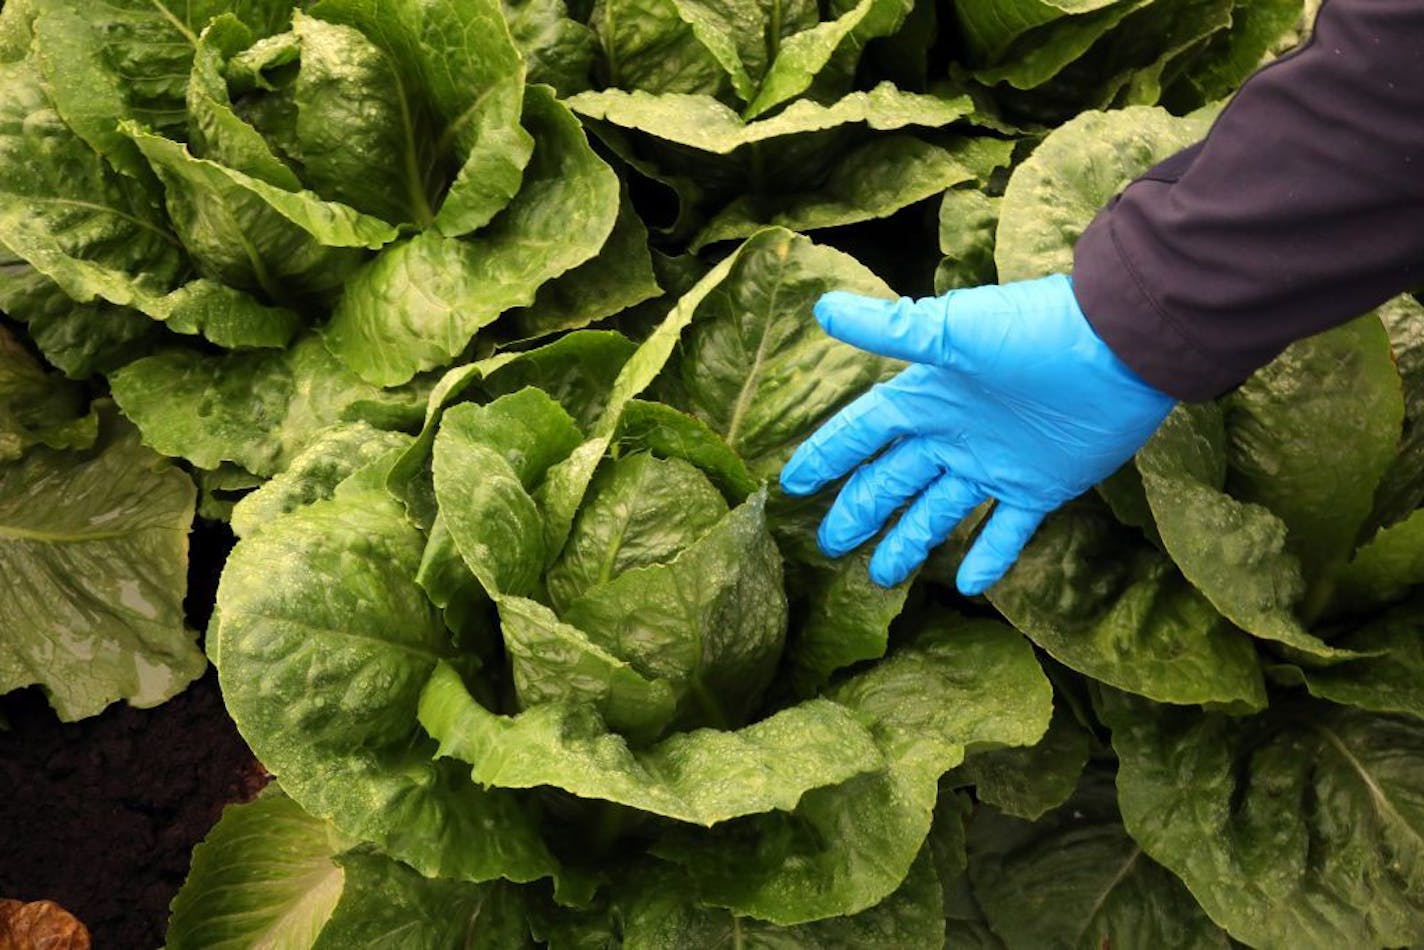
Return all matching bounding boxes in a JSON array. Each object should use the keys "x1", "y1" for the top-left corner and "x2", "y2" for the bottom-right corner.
[
  {"x1": 124, "y1": 122, "x2": 397, "y2": 301},
  {"x1": 987, "y1": 498, "x2": 1268, "y2": 708},
  {"x1": 503, "y1": 0, "x2": 595, "y2": 96},
  {"x1": 423, "y1": 659, "x2": 886, "y2": 826},
  {"x1": 657, "y1": 228, "x2": 896, "y2": 477},
  {"x1": 559, "y1": 489, "x2": 787, "y2": 730},
  {"x1": 0, "y1": 57, "x2": 184, "y2": 316},
  {"x1": 109, "y1": 334, "x2": 425, "y2": 477},
  {"x1": 0, "y1": 324, "x2": 95, "y2": 461},
  {"x1": 502, "y1": 188, "x2": 661, "y2": 345},
  {"x1": 1224, "y1": 315, "x2": 1403, "y2": 602},
  {"x1": 948, "y1": 705, "x2": 1091, "y2": 821},
  {"x1": 567, "y1": 81, "x2": 973, "y2": 154},
  {"x1": 187, "y1": 16, "x2": 303, "y2": 189},
  {"x1": 1365, "y1": 294, "x2": 1424, "y2": 534},
  {"x1": 614, "y1": 849, "x2": 945, "y2": 948},
  {"x1": 229, "y1": 422, "x2": 413, "y2": 538},
  {"x1": 965, "y1": 769, "x2": 1232, "y2": 948},
  {"x1": 546, "y1": 452, "x2": 729, "y2": 612},
  {"x1": 167, "y1": 789, "x2": 350, "y2": 950},
  {"x1": 659, "y1": 619, "x2": 1051, "y2": 924},
  {"x1": 1271, "y1": 595, "x2": 1424, "y2": 720},
  {"x1": 690, "y1": 136, "x2": 978, "y2": 251},
  {"x1": 1331, "y1": 509, "x2": 1424, "y2": 618},
  {"x1": 1135, "y1": 403, "x2": 1351, "y2": 658},
  {"x1": 322, "y1": 86, "x2": 619, "y2": 386},
  {"x1": 0, "y1": 408, "x2": 204, "y2": 720},
  {"x1": 995, "y1": 104, "x2": 1216, "y2": 282},
  {"x1": 214, "y1": 469, "x2": 561, "y2": 884},
  {"x1": 1103, "y1": 691, "x2": 1424, "y2": 949},
  {"x1": 312, "y1": 0, "x2": 533, "y2": 237}
]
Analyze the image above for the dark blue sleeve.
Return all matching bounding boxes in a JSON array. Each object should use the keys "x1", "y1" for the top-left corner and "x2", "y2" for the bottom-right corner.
[{"x1": 1072, "y1": 0, "x2": 1424, "y2": 401}]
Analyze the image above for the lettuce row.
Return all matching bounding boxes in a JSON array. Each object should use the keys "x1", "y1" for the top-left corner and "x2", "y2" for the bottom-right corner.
[{"x1": 0, "y1": 0, "x2": 1421, "y2": 945}]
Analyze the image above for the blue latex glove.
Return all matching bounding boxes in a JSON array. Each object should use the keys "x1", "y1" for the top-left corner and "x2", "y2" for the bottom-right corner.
[{"x1": 779, "y1": 274, "x2": 1175, "y2": 595}]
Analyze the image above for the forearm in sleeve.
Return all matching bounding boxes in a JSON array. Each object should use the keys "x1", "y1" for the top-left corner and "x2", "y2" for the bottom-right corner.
[{"x1": 1072, "y1": 0, "x2": 1424, "y2": 401}]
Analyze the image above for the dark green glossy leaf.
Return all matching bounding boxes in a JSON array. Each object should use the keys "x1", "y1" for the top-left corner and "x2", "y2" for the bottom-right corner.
[
  {"x1": 950, "y1": 705, "x2": 1090, "y2": 821},
  {"x1": 987, "y1": 499, "x2": 1267, "y2": 708},
  {"x1": 1104, "y1": 692, "x2": 1424, "y2": 949},
  {"x1": 966, "y1": 769, "x2": 1231, "y2": 949}
]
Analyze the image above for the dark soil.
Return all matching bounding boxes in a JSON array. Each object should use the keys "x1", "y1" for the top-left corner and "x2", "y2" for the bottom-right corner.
[
  {"x1": 0, "y1": 520, "x2": 270, "y2": 949},
  {"x1": 0, "y1": 672, "x2": 270, "y2": 949}
]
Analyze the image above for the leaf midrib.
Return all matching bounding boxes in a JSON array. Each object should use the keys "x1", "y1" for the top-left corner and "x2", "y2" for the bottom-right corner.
[
  {"x1": 722, "y1": 249, "x2": 791, "y2": 452},
  {"x1": 1314, "y1": 721, "x2": 1424, "y2": 849}
]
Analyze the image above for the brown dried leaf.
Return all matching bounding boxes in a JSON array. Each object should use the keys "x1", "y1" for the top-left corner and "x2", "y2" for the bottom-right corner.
[{"x1": 0, "y1": 899, "x2": 92, "y2": 950}]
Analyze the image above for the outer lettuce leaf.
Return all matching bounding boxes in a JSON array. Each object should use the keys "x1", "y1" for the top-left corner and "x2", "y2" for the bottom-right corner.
[
  {"x1": 658, "y1": 619, "x2": 1052, "y2": 924},
  {"x1": 0, "y1": 221, "x2": 303, "y2": 347},
  {"x1": 1365, "y1": 294, "x2": 1424, "y2": 533},
  {"x1": 421, "y1": 662, "x2": 884, "y2": 826},
  {"x1": 503, "y1": 188, "x2": 661, "y2": 344},
  {"x1": 690, "y1": 136, "x2": 978, "y2": 251},
  {"x1": 936, "y1": 187, "x2": 1000, "y2": 293},
  {"x1": 1103, "y1": 692, "x2": 1424, "y2": 949},
  {"x1": 109, "y1": 334, "x2": 425, "y2": 477},
  {"x1": 214, "y1": 470, "x2": 561, "y2": 885},
  {"x1": 1162, "y1": 0, "x2": 1301, "y2": 107},
  {"x1": 615, "y1": 850, "x2": 945, "y2": 948},
  {"x1": 1331, "y1": 510, "x2": 1424, "y2": 618},
  {"x1": 995, "y1": 104, "x2": 1216, "y2": 282},
  {"x1": 949, "y1": 705, "x2": 1090, "y2": 821},
  {"x1": 323, "y1": 87, "x2": 619, "y2": 386},
  {"x1": 965, "y1": 770, "x2": 1232, "y2": 948},
  {"x1": 312, "y1": 850, "x2": 522, "y2": 949},
  {"x1": 0, "y1": 58, "x2": 184, "y2": 313},
  {"x1": 168, "y1": 788, "x2": 524, "y2": 950},
  {"x1": 311, "y1": 0, "x2": 534, "y2": 236},
  {"x1": 953, "y1": 0, "x2": 1124, "y2": 66},
  {"x1": 0, "y1": 325, "x2": 95, "y2": 461},
  {"x1": 0, "y1": 409, "x2": 204, "y2": 720},
  {"x1": 566, "y1": 81, "x2": 973, "y2": 154},
  {"x1": 1272, "y1": 595, "x2": 1424, "y2": 720},
  {"x1": 1223, "y1": 315, "x2": 1402, "y2": 601},
  {"x1": 1135, "y1": 403, "x2": 1351, "y2": 658},
  {"x1": 167, "y1": 789, "x2": 350, "y2": 950},
  {"x1": 987, "y1": 499, "x2": 1268, "y2": 708}
]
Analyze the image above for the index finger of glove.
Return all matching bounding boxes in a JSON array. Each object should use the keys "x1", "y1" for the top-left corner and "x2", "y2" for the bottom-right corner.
[
  {"x1": 780, "y1": 388, "x2": 906, "y2": 496},
  {"x1": 813, "y1": 291, "x2": 953, "y2": 365}
]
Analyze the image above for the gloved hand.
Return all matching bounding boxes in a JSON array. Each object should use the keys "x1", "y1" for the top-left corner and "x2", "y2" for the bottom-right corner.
[{"x1": 779, "y1": 273, "x2": 1175, "y2": 594}]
